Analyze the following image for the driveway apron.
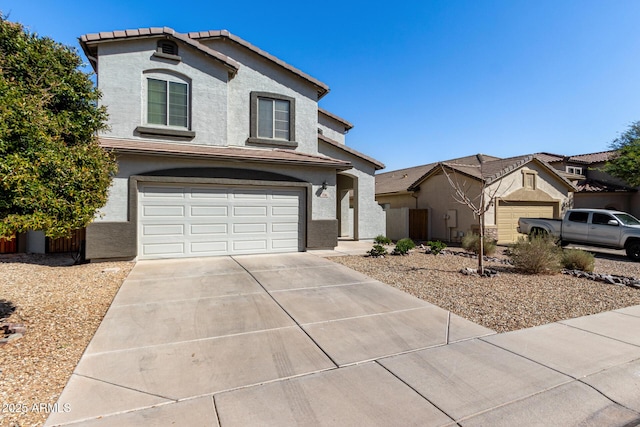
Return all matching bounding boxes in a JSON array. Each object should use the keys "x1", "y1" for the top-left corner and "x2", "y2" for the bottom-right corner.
[{"x1": 46, "y1": 253, "x2": 640, "y2": 426}]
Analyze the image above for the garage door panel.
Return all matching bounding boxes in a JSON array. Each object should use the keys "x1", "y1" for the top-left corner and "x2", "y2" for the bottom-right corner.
[
  {"x1": 190, "y1": 224, "x2": 227, "y2": 235},
  {"x1": 143, "y1": 224, "x2": 184, "y2": 236},
  {"x1": 233, "y1": 223, "x2": 267, "y2": 234},
  {"x1": 191, "y1": 241, "x2": 228, "y2": 254},
  {"x1": 143, "y1": 242, "x2": 185, "y2": 256},
  {"x1": 190, "y1": 188, "x2": 228, "y2": 199},
  {"x1": 272, "y1": 206, "x2": 298, "y2": 216},
  {"x1": 272, "y1": 223, "x2": 298, "y2": 233},
  {"x1": 191, "y1": 206, "x2": 227, "y2": 217},
  {"x1": 138, "y1": 184, "x2": 304, "y2": 259},
  {"x1": 142, "y1": 186, "x2": 186, "y2": 198},
  {"x1": 143, "y1": 205, "x2": 185, "y2": 217},
  {"x1": 233, "y1": 240, "x2": 268, "y2": 251},
  {"x1": 233, "y1": 206, "x2": 268, "y2": 217},
  {"x1": 233, "y1": 190, "x2": 268, "y2": 200},
  {"x1": 272, "y1": 238, "x2": 299, "y2": 249}
]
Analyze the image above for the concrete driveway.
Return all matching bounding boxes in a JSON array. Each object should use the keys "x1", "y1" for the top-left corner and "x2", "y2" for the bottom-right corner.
[{"x1": 47, "y1": 252, "x2": 640, "y2": 426}]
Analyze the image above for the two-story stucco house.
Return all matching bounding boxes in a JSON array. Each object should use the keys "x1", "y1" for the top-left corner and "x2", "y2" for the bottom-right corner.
[{"x1": 76, "y1": 27, "x2": 385, "y2": 260}]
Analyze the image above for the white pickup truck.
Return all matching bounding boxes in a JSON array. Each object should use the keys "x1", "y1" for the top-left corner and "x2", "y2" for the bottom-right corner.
[{"x1": 517, "y1": 208, "x2": 640, "y2": 261}]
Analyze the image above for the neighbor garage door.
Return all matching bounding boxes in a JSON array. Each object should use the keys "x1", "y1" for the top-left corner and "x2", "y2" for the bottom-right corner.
[
  {"x1": 138, "y1": 183, "x2": 304, "y2": 259},
  {"x1": 496, "y1": 202, "x2": 555, "y2": 244}
]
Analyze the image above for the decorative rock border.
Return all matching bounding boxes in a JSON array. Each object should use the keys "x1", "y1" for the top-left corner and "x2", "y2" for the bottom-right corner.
[{"x1": 443, "y1": 249, "x2": 640, "y2": 289}]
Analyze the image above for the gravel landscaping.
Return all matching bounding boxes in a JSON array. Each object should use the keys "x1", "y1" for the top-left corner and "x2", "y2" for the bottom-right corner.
[
  {"x1": 331, "y1": 246, "x2": 640, "y2": 333},
  {"x1": 1, "y1": 247, "x2": 640, "y2": 426},
  {"x1": 0, "y1": 254, "x2": 133, "y2": 427}
]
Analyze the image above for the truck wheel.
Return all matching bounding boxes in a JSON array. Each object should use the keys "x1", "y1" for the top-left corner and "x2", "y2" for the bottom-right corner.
[
  {"x1": 529, "y1": 228, "x2": 547, "y2": 238},
  {"x1": 625, "y1": 241, "x2": 640, "y2": 261}
]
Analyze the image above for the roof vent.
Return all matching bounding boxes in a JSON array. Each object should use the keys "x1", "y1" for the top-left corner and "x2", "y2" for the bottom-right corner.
[{"x1": 157, "y1": 40, "x2": 178, "y2": 56}]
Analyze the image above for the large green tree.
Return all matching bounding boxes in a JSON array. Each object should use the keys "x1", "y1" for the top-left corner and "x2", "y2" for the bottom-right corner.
[
  {"x1": 0, "y1": 16, "x2": 116, "y2": 239},
  {"x1": 604, "y1": 121, "x2": 640, "y2": 187}
]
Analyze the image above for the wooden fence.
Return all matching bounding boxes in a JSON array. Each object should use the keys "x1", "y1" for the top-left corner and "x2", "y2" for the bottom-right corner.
[
  {"x1": 0, "y1": 235, "x2": 17, "y2": 254},
  {"x1": 47, "y1": 228, "x2": 86, "y2": 253}
]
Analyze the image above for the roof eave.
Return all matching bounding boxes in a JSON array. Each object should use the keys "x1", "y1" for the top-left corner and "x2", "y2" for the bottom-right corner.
[{"x1": 189, "y1": 30, "x2": 329, "y2": 99}]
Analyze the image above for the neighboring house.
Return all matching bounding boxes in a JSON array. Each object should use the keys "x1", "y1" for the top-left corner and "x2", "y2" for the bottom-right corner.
[
  {"x1": 58, "y1": 27, "x2": 385, "y2": 260},
  {"x1": 537, "y1": 151, "x2": 639, "y2": 217},
  {"x1": 376, "y1": 154, "x2": 576, "y2": 244}
]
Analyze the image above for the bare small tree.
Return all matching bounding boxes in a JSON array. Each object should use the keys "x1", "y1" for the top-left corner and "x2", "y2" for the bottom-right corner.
[{"x1": 441, "y1": 159, "x2": 507, "y2": 275}]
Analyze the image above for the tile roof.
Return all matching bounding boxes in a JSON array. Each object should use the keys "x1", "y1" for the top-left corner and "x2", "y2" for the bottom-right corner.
[
  {"x1": 575, "y1": 179, "x2": 637, "y2": 193},
  {"x1": 568, "y1": 150, "x2": 616, "y2": 164},
  {"x1": 79, "y1": 27, "x2": 240, "y2": 74},
  {"x1": 406, "y1": 154, "x2": 576, "y2": 192},
  {"x1": 79, "y1": 27, "x2": 330, "y2": 98},
  {"x1": 375, "y1": 154, "x2": 501, "y2": 195},
  {"x1": 318, "y1": 108, "x2": 354, "y2": 130},
  {"x1": 99, "y1": 138, "x2": 352, "y2": 169},
  {"x1": 188, "y1": 30, "x2": 329, "y2": 99},
  {"x1": 318, "y1": 134, "x2": 384, "y2": 170},
  {"x1": 535, "y1": 150, "x2": 617, "y2": 165}
]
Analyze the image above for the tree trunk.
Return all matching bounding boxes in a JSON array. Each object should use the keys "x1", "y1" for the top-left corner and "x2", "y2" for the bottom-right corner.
[{"x1": 478, "y1": 214, "x2": 485, "y2": 275}]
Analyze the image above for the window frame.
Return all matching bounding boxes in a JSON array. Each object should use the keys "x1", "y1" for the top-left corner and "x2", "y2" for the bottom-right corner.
[
  {"x1": 522, "y1": 170, "x2": 538, "y2": 190},
  {"x1": 248, "y1": 91, "x2": 297, "y2": 148},
  {"x1": 136, "y1": 71, "x2": 194, "y2": 139},
  {"x1": 566, "y1": 166, "x2": 583, "y2": 175}
]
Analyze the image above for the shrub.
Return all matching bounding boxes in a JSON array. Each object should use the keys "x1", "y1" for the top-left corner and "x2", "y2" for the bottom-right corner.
[
  {"x1": 374, "y1": 235, "x2": 392, "y2": 245},
  {"x1": 509, "y1": 235, "x2": 562, "y2": 274},
  {"x1": 426, "y1": 240, "x2": 447, "y2": 255},
  {"x1": 367, "y1": 244, "x2": 388, "y2": 257},
  {"x1": 562, "y1": 249, "x2": 595, "y2": 272},
  {"x1": 392, "y1": 238, "x2": 416, "y2": 255},
  {"x1": 461, "y1": 233, "x2": 497, "y2": 256}
]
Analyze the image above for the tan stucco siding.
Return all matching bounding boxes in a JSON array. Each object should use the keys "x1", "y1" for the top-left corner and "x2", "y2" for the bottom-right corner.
[
  {"x1": 415, "y1": 172, "x2": 482, "y2": 241},
  {"x1": 376, "y1": 193, "x2": 416, "y2": 209}
]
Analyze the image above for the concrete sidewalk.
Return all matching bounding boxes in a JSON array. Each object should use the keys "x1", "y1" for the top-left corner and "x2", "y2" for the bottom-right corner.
[{"x1": 47, "y1": 252, "x2": 640, "y2": 426}]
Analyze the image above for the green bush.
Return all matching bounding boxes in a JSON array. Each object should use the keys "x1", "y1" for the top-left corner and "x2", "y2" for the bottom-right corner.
[
  {"x1": 562, "y1": 249, "x2": 595, "y2": 272},
  {"x1": 367, "y1": 244, "x2": 388, "y2": 257},
  {"x1": 374, "y1": 235, "x2": 392, "y2": 245},
  {"x1": 461, "y1": 233, "x2": 497, "y2": 256},
  {"x1": 392, "y1": 238, "x2": 416, "y2": 255},
  {"x1": 509, "y1": 235, "x2": 562, "y2": 274},
  {"x1": 426, "y1": 240, "x2": 447, "y2": 255}
]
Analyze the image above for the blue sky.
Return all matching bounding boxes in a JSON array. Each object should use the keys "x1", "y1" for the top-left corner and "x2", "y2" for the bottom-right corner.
[{"x1": 3, "y1": 0, "x2": 640, "y2": 172}]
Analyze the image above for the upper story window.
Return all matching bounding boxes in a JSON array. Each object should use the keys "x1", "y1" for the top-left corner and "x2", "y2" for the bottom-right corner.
[
  {"x1": 258, "y1": 98, "x2": 290, "y2": 140},
  {"x1": 249, "y1": 92, "x2": 297, "y2": 148},
  {"x1": 135, "y1": 71, "x2": 195, "y2": 139},
  {"x1": 566, "y1": 166, "x2": 583, "y2": 175},
  {"x1": 147, "y1": 78, "x2": 188, "y2": 127}
]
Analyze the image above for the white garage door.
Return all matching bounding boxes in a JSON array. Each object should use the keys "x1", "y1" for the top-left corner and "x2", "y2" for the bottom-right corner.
[
  {"x1": 497, "y1": 202, "x2": 555, "y2": 244},
  {"x1": 138, "y1": 183, "x2": 304, "y2": 259}
]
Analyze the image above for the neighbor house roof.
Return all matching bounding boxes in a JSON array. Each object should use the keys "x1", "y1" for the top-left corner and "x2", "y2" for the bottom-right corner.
[
  {"x1": 188, "y1": 30, "x2": 329, "y2": 99},
  {"x1": 99, "y1": 138, "x2": 352, "y2": 169},
  {"x1": 318, "y1": 134, "x2": 385, "y2": 170},
  {"x1": 576, "y1": 178, "x2": 637, "y2": 193},
  {"x1": 375, "y1": 154, "x2": 501, "y2": 195},
  {"x1": 535, "y1": 150, "x2": 616, "y2": 165},
  {"x1": 79, "y1": 27, "x2": 240, "y2": 75},
  {"x1": 318, "y1": 108, "x2": 354, "y2": 131},
  {"x1": 407, "y1": 154, "x2": 577, "y2": 192}
]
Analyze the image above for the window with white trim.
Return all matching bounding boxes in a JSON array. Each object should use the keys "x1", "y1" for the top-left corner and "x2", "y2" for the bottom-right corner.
[
  {"x1": 147, "y1": 78, "x2": 188, "y2": 128},
  {"x1": 566, "y1": 166, "x2": 583, "y2": 175},
  {"x1": 249, "y1": 92, "x2": 296, "y2": 148}
]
